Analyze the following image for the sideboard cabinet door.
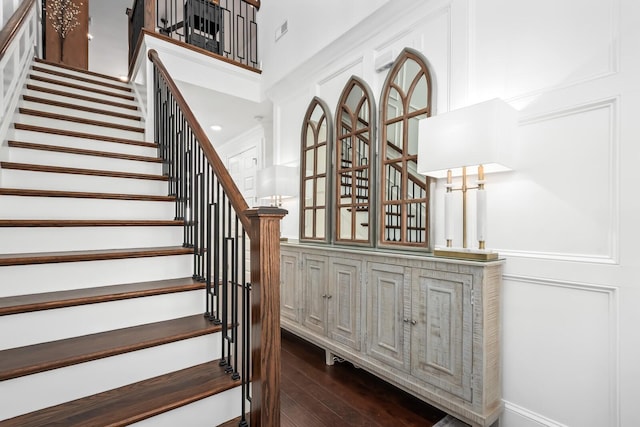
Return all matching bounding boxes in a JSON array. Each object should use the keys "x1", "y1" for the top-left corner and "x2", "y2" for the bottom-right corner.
[
  {"x1": 301, "y1": 254, "x2": 329, "y2": 335},
  {"x1": 365, "y1": 262, "x2": 410, "y2": 372},
  {"x1": 410, "y1": 268, "x2": 473, "y2": 402},
  {"x1": 281, "y1": 249, "x2": 301, "y2": 323},
  {"x1": 328, "y1": 258, "x2": 362, "y2": 351}
]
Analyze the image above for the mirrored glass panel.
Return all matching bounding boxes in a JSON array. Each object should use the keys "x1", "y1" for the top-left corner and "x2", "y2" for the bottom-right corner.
[
  {"x1": 335, "y1": 79, "x2": 374, "y2": 244},
  {"x1": 386, "y1": 87, "x2": 403, "y2": 120},
  {"x1": 380, "y1": 51, "x2": 432, "y2": 247},
  {"x1": 300, "y1": 99, "x2": 332, "y2": 242}
]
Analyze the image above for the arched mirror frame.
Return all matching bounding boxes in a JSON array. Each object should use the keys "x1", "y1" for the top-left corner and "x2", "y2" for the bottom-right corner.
[
  {"x1": 299, "y1": 97, "x2": 333, "y2": 243},
  {"x1": 379, "y1": 48, "x2": 434, "y2": 249},
  {"x1": 334, "y1": 76, "x2": 376, "y2": 246}
]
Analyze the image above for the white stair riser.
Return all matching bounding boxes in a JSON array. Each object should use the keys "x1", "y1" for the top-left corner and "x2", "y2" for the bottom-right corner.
[
  {"x1": 23, "y1": 88, "x2": 139, "y2": 117},
  {"x1": 0, "y1": 290, "x2": 205, "y2": 349},
  {"x1": 25, "y1": 79, "x2": 138, "y2": 108},
  {"x1": 0, "y1": 255, "x2": 192, "y2": 297},
  {"x1": 15, "y1": 114, "x2": 145, "y2": 141},
  {"x1": 0, "y1": 334, "x2": 221, "y2": 420},
  {"x1": 132, "y1": 387, "x2": 243, "y2": 427},
  {"x1": 1, "y1": 169, "x2": 168, "y2": 196},
  {"x1": 0, "y1": 225, "x2": 183, "y2": 254},
  {"x1": 8, "y1": 148, "x2": 162, "y2": 175},
  {"x1": 32, "y1": 62, "x2": 131, "y2": 90},
  {"x1": 30, "y1": 68, "x2": 132, "y2": 96},
  {"x1": 10, "y1": 128, "x2": 156, "y2": 157},
  {"x1": 0, "y1": 195, "x2": 176, "y2": 220},
  {"x1": 19, "y1": 99, "x2": 143, "y2": 128}
]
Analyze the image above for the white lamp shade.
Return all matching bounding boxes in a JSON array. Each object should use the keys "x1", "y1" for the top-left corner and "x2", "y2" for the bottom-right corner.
[
  {"x1": 256, "y1": 165, "x2": 298, "y2": 199},
  {"x1": 417, "y1": 98, "x2": 518, "y2": 178}
]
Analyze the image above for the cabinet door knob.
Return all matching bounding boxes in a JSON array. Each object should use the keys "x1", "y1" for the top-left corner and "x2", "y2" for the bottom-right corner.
[
  {"x1": 322, "y1": 294, "x2": 327, "y2": 298},
  {"x1": 327, "y1": 295, "x2": 333, "y2": 299},
  {"x1": 411, "y1": 320, "x2": 417, "y2": 325},
  {"x1": 403, "y1": 318, "x2": 410, "y2": 323}
]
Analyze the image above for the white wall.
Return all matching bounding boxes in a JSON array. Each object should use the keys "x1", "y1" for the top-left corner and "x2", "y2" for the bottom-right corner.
[
  {"x1": 88, "y1": 0, "x2": 131, "y2": 77},
  {"x1": 261, "y1": 0, "x2": 640, "y2": 426},
  {"x1": 257, "y1": 0, "x2": 390, "y2": 89}
]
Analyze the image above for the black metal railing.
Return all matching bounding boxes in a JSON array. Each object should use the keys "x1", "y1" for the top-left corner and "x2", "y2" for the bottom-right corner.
[
  {"x1": 128, "y1": 0, "x2": 145, "y2": 61},
  {"x1": 155, "y1": 0, "x2": 258, "y2": 68},
  {"x1": 152, "y1": 50, "x2": 253, "y2": 425}
]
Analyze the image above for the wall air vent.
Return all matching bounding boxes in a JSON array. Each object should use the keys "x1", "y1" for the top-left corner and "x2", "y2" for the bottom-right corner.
[
  {"x1": 275, "y1": 20, "x2": 288, "y2": 41},
  {"x1": 374, "y1": 50, "x2": 395, "y2": 73}
]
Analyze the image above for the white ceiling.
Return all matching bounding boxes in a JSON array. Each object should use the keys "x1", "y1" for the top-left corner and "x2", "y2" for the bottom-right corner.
[{"x1": 177, "y1": 80, "x2": 271, "y2": 146}]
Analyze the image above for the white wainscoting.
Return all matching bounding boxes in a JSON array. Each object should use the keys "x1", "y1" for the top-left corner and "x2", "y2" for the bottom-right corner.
[{"x1": 502, "y1": 275, "x2": 619, "y2": 427}]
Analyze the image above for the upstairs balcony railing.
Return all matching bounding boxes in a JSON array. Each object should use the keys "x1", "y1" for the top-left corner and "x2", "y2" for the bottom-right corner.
[{"x1": 128, "y1": 0, "x2": 259, "y2": 69}]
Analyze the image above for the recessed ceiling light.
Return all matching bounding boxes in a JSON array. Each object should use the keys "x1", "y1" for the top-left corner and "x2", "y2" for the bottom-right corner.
[
  {"x1": 210, "y1": 125, "x2": 222, "y2": 131},
  {"x1": 87, "y1": 33, "x2": 93, "y2": 40}
]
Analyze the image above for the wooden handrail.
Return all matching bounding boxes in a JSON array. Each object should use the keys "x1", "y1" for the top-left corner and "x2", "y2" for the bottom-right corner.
[
  {"x1": 0, "y1": 0, "x2": 36, "y2": 60},
  {"x1": 147, "y1": 49, "x2": 251, "y2": 230}
]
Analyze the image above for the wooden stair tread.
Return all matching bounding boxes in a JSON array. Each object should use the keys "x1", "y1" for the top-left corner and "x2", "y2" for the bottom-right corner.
[
  {"x1": 1, "y1": 162, "x2": 167, "y2": 181},
  {"x1": 22, "y1": 95, "x2": 142, "y2": 121},
  {"x1": 19, "y1": 108, "x2": 145, "y2": 133},
  {"x1": 13, "y1": 124, "x2": 154, "y2": 147},
  {"x1": 29, "y1": 74, "x2": 135, "y2": 101},
  {"x1": 0, "y1": 246, "x2": 193, "y2": 266},
  {"x1": 8, "y1": 141, "x2": 161, "y2": 163},
  {"x1": 0, "y1": 313, "x2": 216, "y2": 381},
  {"x1": 0, "y1": 277, "x2": 201, "y2": 316},
  {"x1": 31, "y1": 65, "x2": 132, "y2": 93},
  {"x1": 26, "y1": 84, "x2": 138, "y2": 110},
  {"x1": 0, "y1": 314, "x2": 215, "y2": 380},
  {"x1": 0, "y1": 219, "x2": 183, "y2": 227},
  {"x1": 34, "y1": 57, "x2": 127, "y2": 83},
  {"x1": 0, "y1": 188, "x2": 174, "y2": 202},
  {"x1": 0, "y1": 359, "x2": 239, "y2": 426}
]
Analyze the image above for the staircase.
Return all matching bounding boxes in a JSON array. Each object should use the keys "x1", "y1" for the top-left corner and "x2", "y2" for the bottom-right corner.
[{"x1": 0, "y1": 59, "x2": 242, "y2": 426}]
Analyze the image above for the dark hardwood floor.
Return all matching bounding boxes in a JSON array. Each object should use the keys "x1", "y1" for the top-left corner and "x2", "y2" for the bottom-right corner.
[{"x1": 279, "y1": 329, "x2": 446, "y2": 427}]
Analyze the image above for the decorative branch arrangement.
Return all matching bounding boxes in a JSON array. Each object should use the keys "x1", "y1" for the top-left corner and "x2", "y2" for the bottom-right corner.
[{"x1": 47, "y1": 0, "x2": 83, "y2": 61}]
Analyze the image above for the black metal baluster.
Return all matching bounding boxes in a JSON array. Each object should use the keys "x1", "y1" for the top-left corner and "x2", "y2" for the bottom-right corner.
[
  {"x1": 213, "y1": 198, "x2": 221, "y2": 325},
  {"x1": 220, "y1": 235, "x2": 229, "y2": 368},
  {"x1": 231, "y1": 214, "x2": 240, "y2": 380}
]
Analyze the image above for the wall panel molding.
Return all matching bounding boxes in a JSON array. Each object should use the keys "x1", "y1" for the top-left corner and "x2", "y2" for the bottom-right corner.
[
  {"x1": 503, "y1": 274, "x2": 620, "y2": 427},
  {"x1": 472, "y1": 0, "x2": 620, "y2": 103},
  {"x1": 497, "y1": 97, "x2": 619, "y2": 264}
]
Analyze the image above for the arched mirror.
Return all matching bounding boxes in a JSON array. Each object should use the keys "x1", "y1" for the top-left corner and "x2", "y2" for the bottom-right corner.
[
  {"x1": 335, "y1": 77, "x2": 375, "y2": 245},
  {"x1": 380, "y1": 48, "x2": 433, "y2": 248},
  {"x1": 300, "y1": 97, "x2": 333, "y2": 242}
]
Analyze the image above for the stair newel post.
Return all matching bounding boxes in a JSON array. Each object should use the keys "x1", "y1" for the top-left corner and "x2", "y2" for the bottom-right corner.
[{"x1": 245, "y1": 207, "x2": 287, "y2": 427}]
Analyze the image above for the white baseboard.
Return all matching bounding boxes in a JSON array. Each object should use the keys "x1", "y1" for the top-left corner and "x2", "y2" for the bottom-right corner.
[{"x1": 502, "y1": 401, "x2": 569, "y2": 427}]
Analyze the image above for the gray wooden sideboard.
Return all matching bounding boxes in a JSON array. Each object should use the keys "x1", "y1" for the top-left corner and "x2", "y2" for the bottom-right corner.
[{"x1": 280, "y1": 242, "x2": 503, "y2": 427}]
